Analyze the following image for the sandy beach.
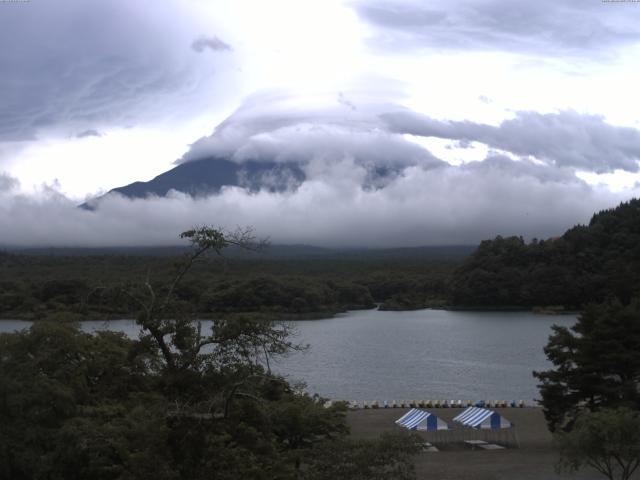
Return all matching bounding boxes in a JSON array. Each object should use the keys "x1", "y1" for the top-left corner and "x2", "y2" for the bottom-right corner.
[{"x1": 346, "y1": 407, "x2": 620, "y2": 480}]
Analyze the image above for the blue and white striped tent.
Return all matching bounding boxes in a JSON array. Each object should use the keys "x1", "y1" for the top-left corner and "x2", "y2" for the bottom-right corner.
[
  {"x1": 453, "y1": 406, "x2": 512, "y2": 429},
  {"x1": 395, "y1": 408, "x2": 448, "y2": 431}
]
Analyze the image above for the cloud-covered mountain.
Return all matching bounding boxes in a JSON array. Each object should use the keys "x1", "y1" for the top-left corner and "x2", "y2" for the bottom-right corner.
[
  {"x1": 3, "y1": 2, "x2": 640, "y2": 249},
  {"x1": 101, "y1": 154, "x2": 414, "y2": 202},
  {"x1": 94, "y1": 91, "x2": 640, "y2": 206},
  {"x1": 105, "y1": 158, "x2": 305, "y2": 200},
  {"x1": 90, "y1": 92, "x2": 444, "y2": 203},
  {"x1": 2, "y1": 91, "x2": 639, "y2": 248}
]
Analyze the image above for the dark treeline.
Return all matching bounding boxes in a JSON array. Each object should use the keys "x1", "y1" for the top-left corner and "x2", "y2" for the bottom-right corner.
[
  {"x1": 0, "y1": 250, "x2": 459, "y2": 320},
  {"x1": 451, "y1": 198, "x2": 640, "y2": 309}
]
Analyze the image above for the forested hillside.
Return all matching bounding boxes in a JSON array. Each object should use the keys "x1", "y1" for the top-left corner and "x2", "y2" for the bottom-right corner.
[{"x1": 451, "y1": 198, "x2": 640, "y2": 308}]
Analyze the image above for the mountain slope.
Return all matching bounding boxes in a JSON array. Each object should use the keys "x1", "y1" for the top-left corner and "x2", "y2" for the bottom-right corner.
[
  {"x1": 90, "y1": 157, "x2": 306, "y2": 204},
  {"x1": 85, "y1": 154, "x2": 415, "y2": 207}
]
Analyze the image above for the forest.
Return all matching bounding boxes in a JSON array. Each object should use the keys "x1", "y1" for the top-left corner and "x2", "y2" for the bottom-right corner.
[
  {"x1": 2, "y1": 198, "x2": 639, "y2": 320},
  {"x1": 0, "y1": 228, "x2": 422, "y2": 480},
  {"x1": 2, "y1": 200, "x2": 640, "y2": 479},
  {"x1": 0, "y1": 248, "x2": 458, "y2": 320},
  {"x1": 450, "y1": 198, "x2": 640, "y2": 309}
]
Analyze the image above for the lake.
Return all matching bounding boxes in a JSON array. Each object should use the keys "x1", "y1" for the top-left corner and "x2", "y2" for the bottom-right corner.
[{"x1": 0, "y1": 309, "x2": 576, "y2": 403}]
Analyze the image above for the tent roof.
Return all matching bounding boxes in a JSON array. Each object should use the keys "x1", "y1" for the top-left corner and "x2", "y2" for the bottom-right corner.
[
  {"x1": 395, "y1": 408, "x2": 448, "y2": 431},
  {"x1": 453, "y1": 406, "x2": 511, "y2": 429}
]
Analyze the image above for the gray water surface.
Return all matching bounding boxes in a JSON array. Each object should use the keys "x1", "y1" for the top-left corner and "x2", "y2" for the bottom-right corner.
[
  {"x1": 273, "y1": 309, "x2": 576, "y2": 403},
  {"x1": 1, "y1": 309, "x2": 575, "y2": 403}
]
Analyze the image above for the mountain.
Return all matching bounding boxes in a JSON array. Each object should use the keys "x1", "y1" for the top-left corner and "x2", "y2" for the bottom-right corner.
[
  {"x1": 84, "y1": 156, "x2": 409, "y2": 207},
  {"x1": 82, "y1": 157, "x2": 305, "y2": 208},
  {"x1": 97, "y1": 157, "x2": 305, "y2": 202}
]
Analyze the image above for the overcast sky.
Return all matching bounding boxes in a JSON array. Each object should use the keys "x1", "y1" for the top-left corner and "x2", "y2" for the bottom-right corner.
[{"x1": 1, "y1": 0, "x2": 640, "y2": 247}]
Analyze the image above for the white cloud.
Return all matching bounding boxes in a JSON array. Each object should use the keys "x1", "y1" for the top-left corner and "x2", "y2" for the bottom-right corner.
[
  {"x1": 0, "y1": 157, "x2": 636, "y2": 247},
  {"x1": 9, "y1": 123, "x2": 213, "y2": 199},
  {"x1": 1, "y1": 0, "x2": 639, "y2": 248},
  {"x1": 0, "y1": 172, "x2": 19, "y2": 192},
  {"x1": 382, "y1": 109, "x2": 640, "y2": 173},
  {"x1": 354, "y1": 0, "x2": 640, "y2": 58}
]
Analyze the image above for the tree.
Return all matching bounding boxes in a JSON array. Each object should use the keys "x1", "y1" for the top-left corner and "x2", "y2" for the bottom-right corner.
[
  {"x1": 121, "y1": 227, "x2": 305, "y2": 408},
  {"x1": 556, "y1": 408, "x2": 640, "y2": 480},
  {"x1": 0, "y1": 226, "x2": 418, "y2": 480},
  {"x1": 0, "y1": 320, "x2": 158, "y2": 480},
  {"x1": 125, "y1": 226, "x2": 273, "y2": 371},
  {"x1": 534, "y1": 298, "x2": 640, "y2": 432}
]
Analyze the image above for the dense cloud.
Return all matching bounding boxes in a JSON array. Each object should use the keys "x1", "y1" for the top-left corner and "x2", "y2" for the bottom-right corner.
[
  {"x1": 2, "y1": 89, "x2": 639, "y2": 247},
  {"x1": 382, "y1": 110, "x2": 640, "y2": 173},
  {"x1": 353, "y1": 0, "x2": 640, "y2": 57},
  {"x1": 181, "y1": 91, "x2": 443, "y2": 173},
  {"x1": 0, "y1": 173, "x2": 19, "y2": 193},
  {"x1": 0, "y1": 0, "x2": 230, "y2": 144},
  {"x1": 0, "y1": 154, "x2": 637, "y2": 247},
  {"x1": 183, "y1": 93, "x2": 640, "y2": 175}
]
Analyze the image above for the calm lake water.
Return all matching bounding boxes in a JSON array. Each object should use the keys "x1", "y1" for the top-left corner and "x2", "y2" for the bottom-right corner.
[{"x1": 0, "y1": 309, "x2": 576, "y2": 403}]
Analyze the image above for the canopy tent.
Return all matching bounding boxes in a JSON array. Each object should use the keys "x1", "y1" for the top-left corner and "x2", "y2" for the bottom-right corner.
[
  {"x1": 395, "y1": 408, "x2": 448, "y2": 431},
  {"x1": 453, "y1": 407, "x2": 512, "y2": 429}
]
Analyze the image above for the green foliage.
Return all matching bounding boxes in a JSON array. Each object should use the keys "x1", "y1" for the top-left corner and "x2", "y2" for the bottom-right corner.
[
  {"x1": 268, "y1": 395, "x2": 348, "y2": 450},
  {"x1": 534, "y1": 299, "x2": 640, "y2": 432},
  {"x1": 0, "y1": 322, "x2": 157, "y2": 480},
  {"x1": 0, "y1": 246, "x2": 454, "y2": 319},
  {"x1": 0, "y1": 227, "x2": 420, "y2": 479},
  {"x1": 49, "y1": 402, "x2": 178, "y2": 480},
  {"x1": 556, "y1": 408, "x2": 640, "y2": 480},
  {"x1": 451, "y1": 198, "x2": 640, "y2": 308},
  {"x1": 0, "y1": 321, "x2": 367, "y2": 480},
  {"x1": 200, "y1": 276, "x2": 375, "y2": 315}
]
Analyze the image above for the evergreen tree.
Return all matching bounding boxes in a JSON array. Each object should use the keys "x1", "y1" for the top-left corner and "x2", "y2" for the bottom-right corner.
[{"x1": 534, "y1": 299, "x2": 640, "y2": 432}]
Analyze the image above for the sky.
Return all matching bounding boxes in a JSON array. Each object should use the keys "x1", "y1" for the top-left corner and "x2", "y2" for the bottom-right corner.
[{"x1": 1, "y1": 0, "x2": 640, "y2": 247}]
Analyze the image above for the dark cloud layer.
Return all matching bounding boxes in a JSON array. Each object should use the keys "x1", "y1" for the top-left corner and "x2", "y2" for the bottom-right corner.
[
  {"x1": 0, "y1": 0, "x2": 227, "y2": 144},
  {"x1": 354, "y1": 0, "x2": 640, "y2": 57},
  {"x1": 76, "y1": 129, "x2": 102, "y2": 139},
  {"x1": 0, "y1": 173, "x2": 19, "y2": 193}
]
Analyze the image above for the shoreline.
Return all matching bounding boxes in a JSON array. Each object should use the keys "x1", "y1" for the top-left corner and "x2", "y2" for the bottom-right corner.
[{"x1": 0, "y1": 305, "x2": 580, "y2": 322}]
